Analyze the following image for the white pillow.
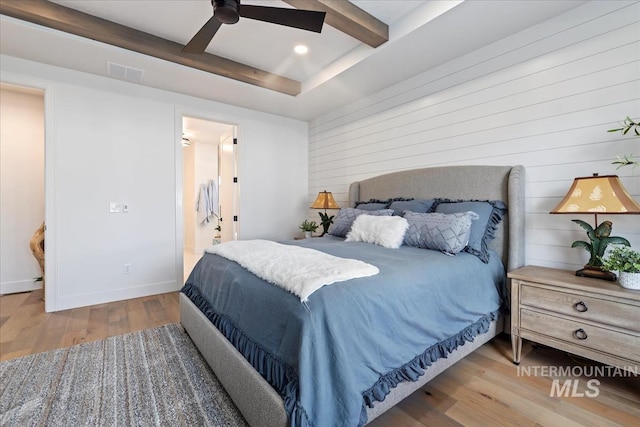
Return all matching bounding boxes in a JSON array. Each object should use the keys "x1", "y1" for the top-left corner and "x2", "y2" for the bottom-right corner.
[{"x1": 345, "y1": 215, "x2": 409, "y2": 249}]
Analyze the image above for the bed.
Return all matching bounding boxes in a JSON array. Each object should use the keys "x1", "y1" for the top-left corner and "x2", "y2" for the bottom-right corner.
[{"x1": 180, "y1": 165, "x2": 525, "y2": 426}]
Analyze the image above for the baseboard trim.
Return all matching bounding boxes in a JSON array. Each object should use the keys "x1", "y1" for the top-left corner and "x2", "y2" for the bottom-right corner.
[
  {"x1": 1, "y1": 279, "x2": 42, "y2": 295},
  {"x1": 55, "y1": 280, "x2": 180, "y2": 311}
]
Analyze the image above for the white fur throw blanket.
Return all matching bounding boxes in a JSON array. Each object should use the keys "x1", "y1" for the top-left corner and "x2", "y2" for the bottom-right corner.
[{"x1": 205, "y1": 240, "x2": 379, "y2": 302}]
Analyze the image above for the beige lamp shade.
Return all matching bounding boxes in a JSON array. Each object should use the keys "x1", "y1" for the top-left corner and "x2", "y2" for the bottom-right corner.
[
  {"x1": 550, "y1": 174, "x2": 640, "y2": 214},
  {"x1": 310, "y1": 191, "x2": 339, "y2": 210}
]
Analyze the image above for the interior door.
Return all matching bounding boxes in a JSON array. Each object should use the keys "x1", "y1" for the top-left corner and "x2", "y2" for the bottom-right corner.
[{"x1": 218, "y1": 132, "x2": 238, "y2": 241}]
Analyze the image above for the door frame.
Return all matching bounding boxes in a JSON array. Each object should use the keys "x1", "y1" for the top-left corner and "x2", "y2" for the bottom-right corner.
[
  {"x1": 174, "y1": 106, "x2": 240, "y2": 284},
  {"x1": 1, "y1": 72, "x2": 57, "y2": 312}
]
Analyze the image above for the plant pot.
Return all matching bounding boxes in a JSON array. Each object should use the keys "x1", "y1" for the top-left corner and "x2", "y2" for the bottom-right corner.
[
  {"x1": 304, "y1": 231, "x2": 312, "y2": 239},
  {"x1": 618, "y1": 272, "x2": 640, "y2": 290}
]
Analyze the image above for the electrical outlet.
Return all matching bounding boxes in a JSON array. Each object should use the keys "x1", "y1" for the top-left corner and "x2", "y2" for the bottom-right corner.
[{"x1": 123, "y1": 263, "x2": 132, "y2": 274}]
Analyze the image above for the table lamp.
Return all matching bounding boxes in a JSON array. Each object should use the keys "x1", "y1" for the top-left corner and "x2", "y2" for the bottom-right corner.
[
  {"x1": 310, "y1": 191, "x2": 339, "y2": 236},
  {"x1": 550, "y1": 173, "x2": 640, "y2": 280}
]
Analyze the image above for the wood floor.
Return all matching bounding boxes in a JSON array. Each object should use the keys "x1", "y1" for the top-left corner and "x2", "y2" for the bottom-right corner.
[
  {"x1": 1, "y1": 290, "x2": 638, "y2": 426},
  {"x1": 0, "y1": 289, "x2": 179, "y2": 362}
]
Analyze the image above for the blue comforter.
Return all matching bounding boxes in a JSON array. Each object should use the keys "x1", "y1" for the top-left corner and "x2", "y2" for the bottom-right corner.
[{"x1": 182, "y1": 236, "x2": 506, "y2": 427}]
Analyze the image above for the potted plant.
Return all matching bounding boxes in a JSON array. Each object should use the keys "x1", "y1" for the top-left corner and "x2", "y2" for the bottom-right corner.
[
  {"x1": 601, "y1": 246, "x2": 640, "y2": 290},
  {"x1": 299, "y1": 219, "x2": 319, "y2": 238},
  {"x1": 212, "y1": 224, "x2": 222, "y2": 245}
]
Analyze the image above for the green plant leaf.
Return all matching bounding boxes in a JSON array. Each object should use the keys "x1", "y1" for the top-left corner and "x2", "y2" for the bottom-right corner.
[
  {"x1": 571, "y1": 219, "x2": 596, "y2": 240},
  {"x1": 592, "y1": 239, "x2": 604, "y2": 259},
  {"x1": 601, "y1": 236, "x2": 631, "y2": 247},
  {"x1": 601, "y1": 246, "x2": 640, "y2": 273},
  {"x1": 571, "y1": 240, "x2": 591, "y2": 251}
]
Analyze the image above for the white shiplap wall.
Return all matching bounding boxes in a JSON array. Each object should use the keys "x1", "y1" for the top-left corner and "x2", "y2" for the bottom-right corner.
[{"x1": 308, "y1": 1, "x2": 640, "y2": 271}]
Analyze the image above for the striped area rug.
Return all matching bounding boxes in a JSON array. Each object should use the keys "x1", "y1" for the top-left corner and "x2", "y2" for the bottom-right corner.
[{"x1": 0, "y1": 323, "x2": 248, "y2": 426}]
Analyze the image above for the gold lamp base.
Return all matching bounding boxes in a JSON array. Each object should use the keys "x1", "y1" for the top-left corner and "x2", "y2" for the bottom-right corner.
[{"x1": 575, "y1": 265, "x2": 617, "y2": 281}]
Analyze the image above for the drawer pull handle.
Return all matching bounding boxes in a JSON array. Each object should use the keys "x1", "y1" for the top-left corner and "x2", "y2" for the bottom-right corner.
[
  {"x1": 573, "y1": 329, "x2": 588, "y2": 340},
  {"x1": 573, "y1": 301, "x2": 588, "y2": 312}
]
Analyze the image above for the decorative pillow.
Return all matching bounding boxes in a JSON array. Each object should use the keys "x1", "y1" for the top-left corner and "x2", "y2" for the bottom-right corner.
[
  {"x1": 388, "y1": 199, "x2": 436, "y2": 216},
  {"x1": 433, "y1": 199, "x2": 507, "y2": 263},
  {"x1": 403, "y1": 211, "x2": 479, "y2": 255},
  {"x1": 345, "y1": 215, "x2": 409, "y2": 249},
  {"x1": 328, "y1": 208, "x2": 394, "y2": 238},
  {"x1": 354, "y1": 199, "x2": 390, "y2": 210}
]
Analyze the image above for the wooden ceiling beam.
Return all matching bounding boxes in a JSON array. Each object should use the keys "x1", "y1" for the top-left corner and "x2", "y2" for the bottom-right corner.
[
  {"x1": 0, "y1": 0, "x2": 301, "y2": 96},
  {"x1": 283, "y1": 0, "x2": 388, "y2": 48}
]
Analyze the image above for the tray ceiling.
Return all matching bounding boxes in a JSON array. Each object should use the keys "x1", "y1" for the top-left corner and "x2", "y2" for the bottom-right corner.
[{"x1": 0, "y1": 0, "x2": 586, "y2": 120}]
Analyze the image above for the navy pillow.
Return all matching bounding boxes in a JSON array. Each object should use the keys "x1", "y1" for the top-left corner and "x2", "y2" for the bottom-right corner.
[
  {"x1": 328, "y1": 208, "x2": 394, "y2": 237},
  {"x1": 434, "y1": 199, "x2": 507, "y2": 263},
  {"x1": 388, "y1": 199, "x2": 436, "y2": 216}
]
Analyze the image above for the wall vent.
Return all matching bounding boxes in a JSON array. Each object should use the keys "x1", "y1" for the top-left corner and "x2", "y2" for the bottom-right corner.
[{"x1": 107, "y1": 62, "x2": 145, "y2": 83}]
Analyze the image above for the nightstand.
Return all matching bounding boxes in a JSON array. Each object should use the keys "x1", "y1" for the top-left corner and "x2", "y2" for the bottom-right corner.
[{"x1": 508, "y1": 266, "x2": 640, "y2": 371}]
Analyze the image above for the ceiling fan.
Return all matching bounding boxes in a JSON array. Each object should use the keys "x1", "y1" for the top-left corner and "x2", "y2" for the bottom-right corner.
[{"x1": 182, "y1": 0, "x2": 326, "y2": 54}]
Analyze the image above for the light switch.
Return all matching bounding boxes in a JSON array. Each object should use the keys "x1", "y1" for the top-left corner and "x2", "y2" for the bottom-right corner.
[
  {"x1": 123, "y1": 203, "x2": 129, "y2": 213},
  {"x1": 110, "y1": 202, "x2": 123, "y2": 213}
]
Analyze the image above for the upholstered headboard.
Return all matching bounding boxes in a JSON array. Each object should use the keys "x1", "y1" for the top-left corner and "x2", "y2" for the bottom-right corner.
[{"x1": 348, "y1": 165, "x2": 525, "y2": 271}]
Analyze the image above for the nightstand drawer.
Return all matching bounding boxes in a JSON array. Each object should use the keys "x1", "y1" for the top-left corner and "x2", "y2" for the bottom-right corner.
[
  {"x1": 520, "y1": 309, "x2": 640, "y2": 362},
  {"x1": 520, "y1": 283, "x2": 639, "y2": 332}
]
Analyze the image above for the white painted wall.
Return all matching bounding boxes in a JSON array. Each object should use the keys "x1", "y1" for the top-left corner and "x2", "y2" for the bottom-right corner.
[
  {"x1": 0, "y1": 87, "x2": 45, "y2": 294},
  {"x1": 308, "y1": 1, "x2": 640, "y2": 272},
  {"x1": 1, "y1": 55, "x2": 308, "y2": 311},
  {"x1": 53, "y1": 83, "x2": 177, "y2": 309},
  {"x1": 237, "y1": 119, "x2": 309, "y2": 240}
]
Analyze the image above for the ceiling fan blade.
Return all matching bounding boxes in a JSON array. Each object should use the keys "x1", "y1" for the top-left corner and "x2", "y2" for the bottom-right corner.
[
  {"x1": 182, "y1": 15, "x2": 223, "y2": 54},
  {"x1": 239, "y1": 5, "x2": 325, "y2": 33}
]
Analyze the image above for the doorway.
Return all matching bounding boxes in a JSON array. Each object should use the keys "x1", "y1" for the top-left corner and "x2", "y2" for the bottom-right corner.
[
  {"x1": 181, "y1": 116, "x2": 237, "y2": 278},
  {"x1": 0, "y1": 83, "x2": 46, "y2": 296}
]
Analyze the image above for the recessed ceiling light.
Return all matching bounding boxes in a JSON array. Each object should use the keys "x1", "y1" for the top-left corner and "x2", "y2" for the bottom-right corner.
[{"x1": 294, "y1": 45, "x2": 308, "y2": 55}]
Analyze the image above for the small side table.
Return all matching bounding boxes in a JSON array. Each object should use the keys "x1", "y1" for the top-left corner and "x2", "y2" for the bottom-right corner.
[{"x1": 508, "y1": 265, "x2": 640, "y2": 372}]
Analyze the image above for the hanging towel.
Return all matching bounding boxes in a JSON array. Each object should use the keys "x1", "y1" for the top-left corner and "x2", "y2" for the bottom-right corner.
[
  {"x1": 196, "y1": 183, "x2": 209, "y2": 224},
  {"x1": 208, "y1": 179, "x2": 219, "y2": 218},
  {"x1": 196, "y1": 179, "x2": 219, "y2": 224}
]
